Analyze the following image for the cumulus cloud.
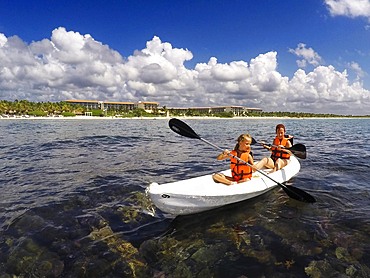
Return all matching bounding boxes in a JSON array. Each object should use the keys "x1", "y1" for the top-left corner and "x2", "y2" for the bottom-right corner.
[
  {"x1": 288, "y1": 66, "x2": 368, "y2": 113},
  {"x1": 0, "y1": 27, "x2": 369, "y2": 115},
  {"x1": 289, "y1": 43, "x2": 323, "y2": 68},
  {"x1": 325, "y1": 0, "x2": 370, "y2": 19}
]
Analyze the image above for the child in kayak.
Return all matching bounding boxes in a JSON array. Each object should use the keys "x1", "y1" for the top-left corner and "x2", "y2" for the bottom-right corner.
[
  {"x1": 212, "y1": 134, "x2": 254, "y2": 186},
  {"x1": 254, "y1": 123, "x2": 292, "y2": 172}
]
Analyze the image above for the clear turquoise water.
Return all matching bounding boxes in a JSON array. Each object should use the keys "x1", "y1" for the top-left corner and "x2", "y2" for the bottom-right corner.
[{"x1": 0, "y1": 118, "x2": 369, "y2": 277}]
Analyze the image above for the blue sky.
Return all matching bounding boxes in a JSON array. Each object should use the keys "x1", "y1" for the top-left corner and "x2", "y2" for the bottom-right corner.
[{"x1": 0, "y1": 0, "x2": 370, "y2": 115}]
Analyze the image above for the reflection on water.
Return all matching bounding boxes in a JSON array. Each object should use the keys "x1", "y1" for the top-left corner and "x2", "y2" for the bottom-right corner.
[{"x1": 0, "y1": 118, "x2": 369, "y2": 276}]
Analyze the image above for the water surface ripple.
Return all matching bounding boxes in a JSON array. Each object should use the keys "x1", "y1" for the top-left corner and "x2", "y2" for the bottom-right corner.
[{"x1": 0, "y1": 118, "x2": 369, "y2": 277}]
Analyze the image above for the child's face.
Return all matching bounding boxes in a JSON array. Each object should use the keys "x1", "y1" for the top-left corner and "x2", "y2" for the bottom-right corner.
[
  {"x1": 239, "y1": 139, "x2": 251, "y2": 151},
  {"x1": 276, "y1": 127, "x2": 285, "y2": 139}
]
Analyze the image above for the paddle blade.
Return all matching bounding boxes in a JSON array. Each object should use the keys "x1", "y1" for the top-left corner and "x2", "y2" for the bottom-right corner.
[
  {"x1": 288, "y1": 143, "x2": 307, "y2": 159},
  {"x1": 281, "y1": 184, "x2": 316, "y2": 203},
  {"x1": 169, "y1": 118, "x2": 200, "y2": 139},
  {"x1": 251, "y1": 137, "x2": 257, "y2": 145}
]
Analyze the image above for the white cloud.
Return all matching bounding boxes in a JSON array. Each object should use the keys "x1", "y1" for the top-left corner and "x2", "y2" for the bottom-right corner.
[
  {"x1": 0, "y1": 27, "x2": 369, "y2": 115},
  {"x1": 348, "y1": 61, "x2": 366, "y2": 78},
  {"x1": 287, "y1": 66, "x2": 369, "y2": 113},
  {"x1": 0, "y1": 33, "x2": 7, "y2": 47},
  {"x1": 289, "y1": 43, "x2": 323, "y2": 68},
  {"x1": 325, "y1": 0, "x2": 370, "y2": 19}
]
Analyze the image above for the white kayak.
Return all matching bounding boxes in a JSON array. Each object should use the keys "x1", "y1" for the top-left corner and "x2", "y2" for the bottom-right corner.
[{"x1": 147, "y1": 155, "x2": 300, "y2": 215}]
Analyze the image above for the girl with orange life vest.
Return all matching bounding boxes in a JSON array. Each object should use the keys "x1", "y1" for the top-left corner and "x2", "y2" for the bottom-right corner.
[
  {"x1": 212, "y1": 134, "x2": 254, "y2": 186},
  {"x1": 254, "y1": 124, "x2": 292, "y2": 172}
]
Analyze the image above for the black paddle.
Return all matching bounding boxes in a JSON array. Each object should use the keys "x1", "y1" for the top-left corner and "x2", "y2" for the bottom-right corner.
[
  {"x1": 169, "y1": 118, "x2": 316, "y2": 203},
  {"x1": 254, "y1": 141, "x2": 307, "y2": 159}
]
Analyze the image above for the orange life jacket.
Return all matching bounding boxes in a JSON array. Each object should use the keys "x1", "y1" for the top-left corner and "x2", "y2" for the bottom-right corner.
[
  {"x1": 230, "y1": 150, "x2": 253, "y2": 181},
  {"x1": 270, "y1": 137, "x2": 291, "y2": 162}
]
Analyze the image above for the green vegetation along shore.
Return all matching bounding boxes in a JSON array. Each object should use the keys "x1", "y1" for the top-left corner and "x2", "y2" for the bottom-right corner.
[{"x1": 0, "y1": 100, "x2": 369, "y2": 118}]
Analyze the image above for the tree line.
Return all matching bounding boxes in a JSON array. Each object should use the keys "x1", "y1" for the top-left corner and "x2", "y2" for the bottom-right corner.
[
  {"x1": 0, "y1": 100, "x2": 84, "y2": 117},
  {"x1": 0, "y1": 100, "x2": 368, "y2": 118}
]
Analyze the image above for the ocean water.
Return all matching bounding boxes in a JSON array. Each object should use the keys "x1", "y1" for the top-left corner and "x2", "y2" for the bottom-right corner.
[{"x1": 0, "y1": 118, "x2": 369, "y2": 277}]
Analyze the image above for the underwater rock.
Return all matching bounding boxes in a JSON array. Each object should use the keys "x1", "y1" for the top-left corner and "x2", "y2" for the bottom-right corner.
[
  {"x1": 140, "y1": 236, "x2": 218, "y2": 277},
  {"x1": 86, "y1": 224, "x2": 150, "y2": 277},
  {"x1": 117, "y1": 192, "x2": 155, "y2": 223},
  {"x1": 345, "y1": 265, "x2": 357, "y2": 276},
  {"x1": 350, "y1": 247, "x2": 364, "y2": 261},
  {"x1": 304, "y1": 259, "x2": 339, "y2": 278},
  {"x1": 170, "y1": 261, "x2": 193, "y2": 277},
  {"x1": 76, "y1": 213, "x2": 108, "y2": 230},
  {"x1": 10, "y1": 213, "x2": 46, "y2": 235},
  {"x1": 305, "y1": 259, "x2": 330, "y2": 278},
  {"x1": 5, "y1": 237, "x2": 64, "y2": 277},
  {"x1": 345, "y1": 263, "x2": 370, "y2": 278},
  {"x1": 190, "y1": 243, "x2": 227, "y2": 265},
  {"x1": 139, "y1": 239, "x2": 160, "y2": 265},
  {"x1": 335, "y1": 247, "x2": 352, "y2": 262},
  {"x1": 333, "y1": 231, "x2": 352, "y2": 249},
  {"x1": 118, "y1": 206, "x2": 140, "y2": 223}
]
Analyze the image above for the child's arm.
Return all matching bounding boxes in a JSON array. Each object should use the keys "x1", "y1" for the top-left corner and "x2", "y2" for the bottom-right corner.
[
  {"x1": 248, "y1": 154, "x2": 254, "y2": 165},
  {"x1": 216, "y1": 149, "x2": 230, "y2": 160}
]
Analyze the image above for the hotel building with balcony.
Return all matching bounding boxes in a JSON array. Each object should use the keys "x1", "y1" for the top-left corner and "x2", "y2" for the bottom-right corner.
[
  {"x1": 65, "y1": 100, "x2": 262, "y2": 115},
  {"x1": 65, "y1": 100, "x2": 158, "y2": 113}
]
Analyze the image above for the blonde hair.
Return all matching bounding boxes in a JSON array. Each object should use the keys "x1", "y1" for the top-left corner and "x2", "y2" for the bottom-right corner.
[
  {"x1": 237, "y1": 133, "x2": 252, "y2": 143},
  {"x1": 234, "y1": 133, "x2": 252, "y2": 150}
]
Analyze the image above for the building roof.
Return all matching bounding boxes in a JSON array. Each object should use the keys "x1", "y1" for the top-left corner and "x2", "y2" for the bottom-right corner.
[
  {"x1": 170, "y1": 105, "x2": 247, "y2": 109},
  {"x1": 66, "y1": 99, "x2": 158, "y2": 105},
  {"x1": 137, "y1": 101, "x2": 159, "y2": 104},
  {"x1": 103, "y1": 101, "x2": 135, "y2": 105},
  {"x1": 66, "y1": 99, "x2": 100, "y2": 103}
]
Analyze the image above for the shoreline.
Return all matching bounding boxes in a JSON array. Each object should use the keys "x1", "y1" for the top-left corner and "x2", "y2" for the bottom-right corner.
[{"x1": 1, "y1": 115, "x2": 369, "y2": 120}]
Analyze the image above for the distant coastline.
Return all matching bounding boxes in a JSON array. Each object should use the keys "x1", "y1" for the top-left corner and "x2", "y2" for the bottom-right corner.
[
  {"x1": 1, "y1": 115, "x2": 369, "y2": 120},
  {"x1": 1, "y1": 100, "x2": 369, "y2": 119}
]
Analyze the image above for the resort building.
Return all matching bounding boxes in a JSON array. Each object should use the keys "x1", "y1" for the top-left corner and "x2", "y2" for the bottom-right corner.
[
  {"x1": 65, "y1": 99, "x2": 262, "y2": 116},
  {"x1": 65, "y1": 100, "x2": 103, "y2": 110},
  {"x1": 170, "y1": 106, "x2": 262, "y2": 116},
  {"x1": 65, "y1": 100, "x2": 158, "y2": 113},
  {"x1": 136, "y1": 101, "x2": 159, "y2": 113}
]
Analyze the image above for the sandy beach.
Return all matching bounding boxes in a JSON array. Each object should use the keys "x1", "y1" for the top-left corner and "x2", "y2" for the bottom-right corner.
[{"x1": 0, "y1": 115, "x2": 367, "y2": 120}]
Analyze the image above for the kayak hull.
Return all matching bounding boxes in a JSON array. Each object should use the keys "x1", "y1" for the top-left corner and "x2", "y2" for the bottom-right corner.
[{"x1": 147, "y1": 156, "x2": 300, "y2": 215}]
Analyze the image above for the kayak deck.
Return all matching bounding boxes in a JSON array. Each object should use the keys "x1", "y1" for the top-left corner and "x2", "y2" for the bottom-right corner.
[{"x1": 147, "y1": 156, "x2": 300, "y2": 215}]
